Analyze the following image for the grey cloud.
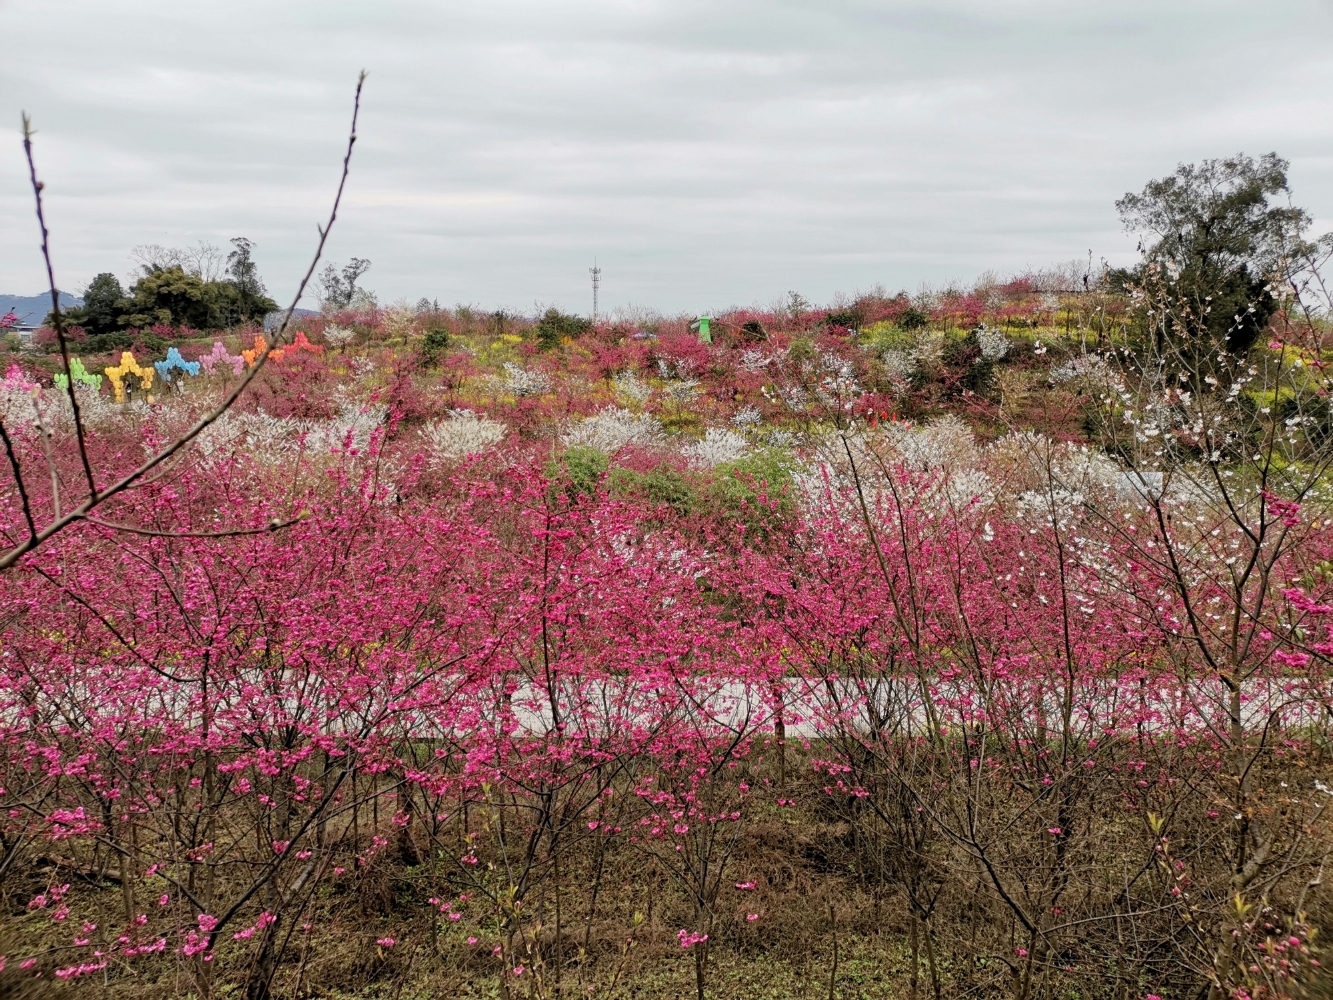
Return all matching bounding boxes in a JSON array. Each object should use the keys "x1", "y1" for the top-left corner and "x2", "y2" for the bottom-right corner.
[{"x1": 1, "y1": 0, "x2": 1330, "y2": 314}]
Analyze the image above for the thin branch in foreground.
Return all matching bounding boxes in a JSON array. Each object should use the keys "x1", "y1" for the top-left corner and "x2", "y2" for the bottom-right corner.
[
  {"x1": 0, "y1": 71, "x2": 367, "y2": 571},
  {"x1": 22, "y1": 113, "x2": 97, "y2": 501},
  {"x1": 79, "y1": 514, "x2": 304, "y2": 539},
  {"x1": 0, "y1": 418, "x2": 37, "y2": 543}
]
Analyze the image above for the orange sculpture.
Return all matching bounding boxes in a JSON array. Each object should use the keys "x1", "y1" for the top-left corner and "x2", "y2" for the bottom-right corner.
[
  {"x1": 242, "y1": 335, "x2": 284, "y2": 366},
  {"x1": 241, "y1": 331, "x2": 323, "y2": 367}
]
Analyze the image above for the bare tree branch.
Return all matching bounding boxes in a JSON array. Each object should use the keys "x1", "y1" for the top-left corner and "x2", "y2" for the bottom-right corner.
[
  {"x1": 78, "y1": 513, "x2": 303, "y2": 539},
  {"x1": 0, "y1": 418, "x2": 37, "y2": 544},
  {"x1": 0, "y1": 71, "x2": 367, "y2": 570},
  {"x1": 22, "y1": 113, "x2": 98, "y2": 501}
]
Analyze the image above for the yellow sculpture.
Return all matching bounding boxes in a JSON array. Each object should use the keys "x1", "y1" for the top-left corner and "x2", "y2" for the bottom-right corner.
[{"x1": 105, "y1": 351, "x2": 155, "y2": 403}]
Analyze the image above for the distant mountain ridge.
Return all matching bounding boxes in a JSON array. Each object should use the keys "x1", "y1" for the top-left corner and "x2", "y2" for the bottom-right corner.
[{"x1": 1, "y1": 293, "x2": 82, "y2": 327}]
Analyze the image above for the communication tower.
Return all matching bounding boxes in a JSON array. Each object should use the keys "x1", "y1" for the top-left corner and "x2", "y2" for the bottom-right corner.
[{"x1": 589, "y1": 261, "x2": 601, "y2": 319}]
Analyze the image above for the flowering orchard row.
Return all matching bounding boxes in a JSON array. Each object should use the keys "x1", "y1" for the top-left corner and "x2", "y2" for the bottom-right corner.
[
  {"x1": 6, "y1": 274, "x2": 1125, "y2": 449},
  {"x1": 0, "y1": 291, "x2": 1330, "y2": 1000},
  {"x1": 1, "y1": 461, "x2": 1328, "y2": 994}
]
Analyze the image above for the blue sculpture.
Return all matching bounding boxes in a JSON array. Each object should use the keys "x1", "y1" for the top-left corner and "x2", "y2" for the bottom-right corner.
[{"x1": 154, "y1": 347, "x2": 202, "y2": 383}]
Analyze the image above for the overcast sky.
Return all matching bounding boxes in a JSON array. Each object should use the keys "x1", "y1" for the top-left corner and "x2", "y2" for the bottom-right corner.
[{"x1": 1, "y1": 0, "x2": 1331, "y2": 315}]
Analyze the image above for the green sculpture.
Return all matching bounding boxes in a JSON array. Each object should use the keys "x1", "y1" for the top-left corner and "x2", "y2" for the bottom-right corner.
[
  {"x1": 53, "y1": 358, "x2": 104, "y2": 391},
  {"x1": 693, "y1": 316, "x2": 711, "y2": 344}
]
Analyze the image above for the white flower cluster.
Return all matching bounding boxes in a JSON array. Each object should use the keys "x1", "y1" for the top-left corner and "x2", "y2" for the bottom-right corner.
[
  {"x1": 656, "y1": 357, "x2": 700, "y2": 403},
  {"x1": 195, "y1": 402, "x2": 388, "y2": 466},
  {"x1": 611, "y1": 370, "x2": 652, "y2": 405},
  {"x1": 196, "y1": 411, "x2": 292, "y2": 463},
  {"x1": 731, "y1": 405, "x2": 762, "y2": 428},
  {"x1": 380, "y1": 306, "x2": 416, "y2": 340},
  {"x1": 308, "y1": 402, "x2": 388, "y2": 454},
  {"x1": 664, "y1": 379, "x2": 700, "y2": 403},
  {"x1": 943, "y1": 469, "x2": 993, "y2": 506},
  {"x1": 323, "y1": 325, "x2": 356, "y2": 350},
  {"x1": 881, "y1": 348, "x2": 917, "y2": 381},
  {"x1": 988, "y1": 433, "x2": 1121, "y2": 523},
  {"x1": 684, "y1": 427, "x2": 749, "y2": 468},
  {"x1": 988, "y1": 431, "x2": 1116, "y2": 493},
  {"x1": 44, "y1": 384, "x2": 118, "y2": 431},
  {"x1": 564, "y1": 406, "x2": 664, "y2": 454},
  {"x1": 765, "y1": 382, "x2": 808, "y2": 412},
  {"x1": 804, "y1": 417, "x2": 990, "y2": 512},
  {"x1": 1050, "y1": 353, "x2": 1115, "y2": 386},
  {"x1": 798, "y1": 410, "x2": 1215, "y2": 525},
  {"x1": 812, "y1": 351, "x2": 862, "y2": 412},
  {"x1": 0, "y1": 382, "x2": 42, "y2": 429},
  {"x1": 739, "y1": 349, "x2": 772, "y2": 373},
  {"x1": 880, "y1": 348, "x2": 918, "y2": 396},
  {"x1": 421, "y1": 409, "x2": 508, "y2": 462},
  {"x1": 882, "y1": 414, "x2": 979, "y2": 474},
  {"x1": 975, "y1": 324, "x2": 1010, "y2": 361},
  {"x1": 495, "y1": 362, "x2": 552, "y2": 397},
  {"x1": 1015, "y1": 486, "x2": 1087, "y2": 527},
  {"x1": 656, "y1": 357, "x2": 695, "y2": 380}
]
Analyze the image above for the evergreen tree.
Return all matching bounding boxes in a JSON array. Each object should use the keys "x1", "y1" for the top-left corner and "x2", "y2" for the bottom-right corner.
[{"x1": 1115, "y1": 153, "x2": 1311, "y2": 377}]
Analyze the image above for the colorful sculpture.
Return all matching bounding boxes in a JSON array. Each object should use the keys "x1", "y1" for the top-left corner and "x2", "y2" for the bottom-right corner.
[
  {"x1": 199, "y1": 341, "x2": 246, "y2": 376},
  {"x1": 53, "y1": 358, "x2": 103, "y2": 391},
  {"x1": 242, "y1": 335, "x2": 283, "y2": 366},
  {"x1": 154, "y1": 347, "x2": 202, "y2": 383},
  {"x1": 289, "y1": 331, "x2": 324, "y2": 357},
  {"x1": 105, "y1": 351, "x2": 155, "y2": 403}
]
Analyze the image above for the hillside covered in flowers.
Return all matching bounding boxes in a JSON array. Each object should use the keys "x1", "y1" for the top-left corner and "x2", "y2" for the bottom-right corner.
[{"x1": 1, "y1": 245, "x2": 1332, "y2": 1000}]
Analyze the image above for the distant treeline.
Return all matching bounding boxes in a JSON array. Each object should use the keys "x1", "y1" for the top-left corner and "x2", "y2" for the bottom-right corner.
[{"x1": 49, "y1": 237, "x2": 277, "y2": 350}]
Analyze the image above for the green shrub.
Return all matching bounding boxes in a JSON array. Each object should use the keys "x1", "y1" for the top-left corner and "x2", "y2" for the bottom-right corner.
[
  {"x1": 534, "y1": 308, "x2": 592, "y2": 351},
  {"x1": 786, "y1": 336, "x2": 817, "y2": 366},
  {"x1": 963, "y1": 357, "x2": 996, "y2": 394},
  {"x1": 823, "y1": 307, "x2": 864, "y2": 332},
  {"x1": 705, "y1": 448, "x2": 798, "y2": 541},
  {"x1": 898, "y1": 306, "x2": 928, "y2": 330},
  {"x1": 420, "y1": 327, "x2": 450, "y2": 366},
  {"x1": 739, "y1": 319, "x2": 767, "y2": 342},
  {"x1": 609, "y1": 463, "x2": 695, "y2": 515},
  {"x1": 82, "y1": 331, "x2": 136, "y2": 354},
  {"x1": 861, "y1": 321, "x2": 915, "y2": 355},
  {"x1": 547, "y1": 445, "x2": 610, "y2": 503}
]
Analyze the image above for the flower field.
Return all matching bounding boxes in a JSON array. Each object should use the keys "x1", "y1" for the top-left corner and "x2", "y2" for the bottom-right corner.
[{"x1": 1, "y1": 277, "x2": 1332, "y2": 1000}]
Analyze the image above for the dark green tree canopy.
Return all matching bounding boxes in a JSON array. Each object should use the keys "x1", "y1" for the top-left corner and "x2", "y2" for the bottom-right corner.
[
  {"x1": 1116, "y1": 153, "x2": 1311, "y2": 364},
  {"x1": 46, "y1": 237, "x2": 277, "y2": 340},
  {"x1": 1117, "y1": 153, "x2": 1309, "y2": 279},
  {"x1": 219, "y1": 238, "x2": 278, "y2": 325},
  {"x1": 123, "y1": 266, "x2": 213, "y2": 329},
  {"x1": 533, "y1": 308, "x2": 591, "y2": 350},
  {"x1": 56, "y1": 272, "x2": 125, "y2": 336},
  {"x1": 226, "y1": 238, "x2": 263, "y2": 296}
]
